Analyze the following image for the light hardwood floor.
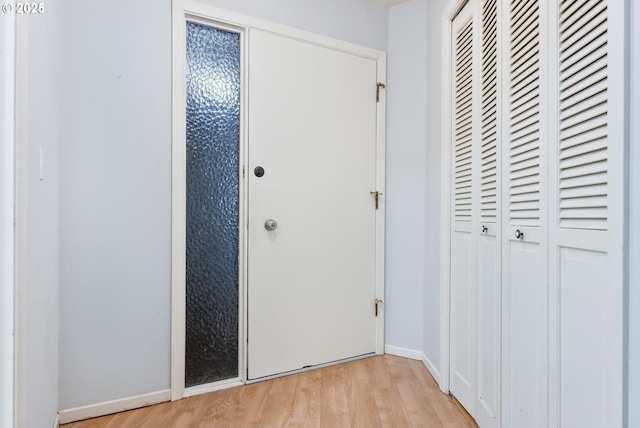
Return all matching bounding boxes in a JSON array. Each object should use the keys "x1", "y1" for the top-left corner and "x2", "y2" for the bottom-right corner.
[{"x1": 62, "y1": 355, "x2": 478, "y2": 428}]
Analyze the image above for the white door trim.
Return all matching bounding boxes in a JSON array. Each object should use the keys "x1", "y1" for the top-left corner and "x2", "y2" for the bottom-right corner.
[
  {"x1": 13, "y1": 14, "x2": 29, "y2": 428},
  {"x1": 171, "y1": 0, "x2": 386, "y2": 401},
  {"x1": 0, "y1": 11, "x2": 16, "y2": 428},
  {"x1": 439, "y1": 0, "x2": 470, "y2": 396}
]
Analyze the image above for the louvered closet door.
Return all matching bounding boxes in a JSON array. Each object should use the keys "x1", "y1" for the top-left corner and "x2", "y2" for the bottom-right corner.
[
  {"x1": 449, "y1": 0, "x2": 478, "y2": 415},
  {"x1": 501, "y1": 1, "x2": 548, "y2": 427},
  {"x1": 548, "y1": 0, "x2": 625, "y2": 426},
  {"x1": 475, "y1": 0, "x2": 500, "y2": 427}
]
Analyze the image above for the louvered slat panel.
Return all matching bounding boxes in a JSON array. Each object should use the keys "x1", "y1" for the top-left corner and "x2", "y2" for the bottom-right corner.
[
  {"x1": 454, "y1": 19, "x2": 474, "y2": 222},
  {"x1": 559, "y1": 171, "x2": 606, "y2": 190},
  {"x1": 482, "y1": 157, "x2": 497, "y2": 174},
  {"x1": 509, "y1": 0, "x2": 540, "y2": 227},
  {"x1": 560, "y1": 183, "x2": 607, "y2": 200},
  {"x1": 510, "y1": 179, "x2": 539, "y2": 193},
  {"x1": 481, "y1": 0, "x2": 498, "y2": 223},
  {"x1": 558, "y1": 0, "x2": 608, "y2": 230},
  {"x1": 560, "y1": 138, "x2": 607, "y2": 160},
  {"x1": 559, "y1": 159, "x2": 606, "y2": 181}
]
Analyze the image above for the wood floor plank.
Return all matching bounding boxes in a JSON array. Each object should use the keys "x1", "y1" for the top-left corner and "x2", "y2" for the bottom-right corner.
[
  {"x1": 99, "y1": 403, "x2": 161, "y2": 428},
  {"x1": 289, "y1": 417, "x2": 321, "y2": 428},
  {"x1": 165, "y1": 394, "x2": 216, "y2": 428},
  {"x1": 259, "y1": 374, "x2": 298, "y2": 427},
  {"x1": 62, "y1": 415, "x2": 112, "y2": 428},
  {"x1": 292, "y1": 369, "x2": 322, "y2": 419},
  {"x1": 61, "y1": 355, "x2": 478, "y2": 428},
  {"x1": 368, "y1": 356, "x2": 412, "y2": 427},
  {"x1": 319, "y1": 364, "x2": 349, "y2": 414},
  {"x1": 344, "y1": 358, "x2": 383, "y2": 428},
  {"x1": 385, "y1": 355, "x2": 444, "y2": 428},
  {"x1": 343, "y1": 358, "x2": 370, "y2": 382},
  {"x1": 364, "y1": 354, "x2": 394, "y2": 389},
  {"x1": 229, "y1": 381, "x2": 272, "y2": 427},
  {"x1": 196, "y1": 387, "x2": 240, "y2": 428},
  {"x1": 405, "y1": 357, "x2": 475, "y2": 428},
  {"x1": 319, "y1": 365, "x2": 350, "y2": 428},
  {"x1": 136, "y1": 400, "x2": 179, "y2": 428},
  {"x1": 372, "y1": 387, "x2": 413, "y2": 428},
  {"x1": 346, "y1": 379, "x2": 384, "y2": 428}
]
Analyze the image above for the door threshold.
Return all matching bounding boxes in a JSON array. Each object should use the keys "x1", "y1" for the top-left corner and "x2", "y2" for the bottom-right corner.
[
  {"x1": 246, "y1": 353, "x2": 375, "y2": 384},
  {"x1": 183, "y1": 377, "x2": 243, "y2": 398}
]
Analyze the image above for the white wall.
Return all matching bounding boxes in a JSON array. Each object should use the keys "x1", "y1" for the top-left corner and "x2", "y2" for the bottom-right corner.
[
  {"x1": 58, "y1": 0, "x2": 173, "y2": 409},
  {"x1": 629, "y1": 2, "x2": 639, "y2": 426},
  {"x1": 58, "y1": 0, "x2": 389, "y2": 411},
  {"x1": 383, "y1": 0, "x2": 452, "y2": 377},
  {"x1": 196, "y1": 0, "x2": 388, "y2": 51},
  {"x1": 385, "y1": 0, "x2": 427, "y2": 353},
  {"x1": 18, "y1": 10, "x2": 61, "y2": 428},
  {"x1": 423, "y1": 0, "x2": 450, "y2": 372}
]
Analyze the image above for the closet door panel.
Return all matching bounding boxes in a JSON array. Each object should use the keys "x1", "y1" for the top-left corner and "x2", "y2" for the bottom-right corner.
[
  {"x1": 477, "y1": 233, "x2": 499, "y2": 423},
  {"x1": 476, "y1": 0, "x2": 500, "y2": 426},
  {"x1": 558, "y1": 247, "x2": 608, "y2": 427},
  {"x1": 506, "y1": 240, "x2": 546, "y2": 428},
  {"x1": 451, "y1": 229, "x2": 475, "y2": 401},
  {"x1": 449, "y1": 1, "x2": 477, "y2": 414},
  {"x1": 502, "y1": 0, "x2": 548, "y2": 426},
  {"x1": 548, "y1": 0, "x2": 625, "y2": 426}
]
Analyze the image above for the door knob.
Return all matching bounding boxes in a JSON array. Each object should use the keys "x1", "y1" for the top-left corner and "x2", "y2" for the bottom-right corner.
[
  {"x1": 264, "y1": 219, "x2": 278, "y2": 231},
  {"x1": 515, "y1": 229, "x2": 524, "y2": 240},
  {"x1": 481, "y1": 225, "x2": 488, "y2": 234}
]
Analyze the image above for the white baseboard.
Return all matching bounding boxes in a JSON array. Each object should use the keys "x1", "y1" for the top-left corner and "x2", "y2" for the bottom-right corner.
[
  {"x1": 58, "y1": 390, "x2": 171, "y2": 424},
  {"x1": 421, "y1": 353, "x2": 440, "y2": 385},
  {"x1": 384, "y1": 345, "x2": 423, "y2": 360},
  {"x1": 52, "y1": 413, "x2": 59, "y2": 428}
]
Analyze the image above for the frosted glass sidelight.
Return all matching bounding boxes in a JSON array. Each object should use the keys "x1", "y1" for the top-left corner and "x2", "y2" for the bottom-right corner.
[{"x1": 185, "y1": 22, "x2": 240, "y2": 387}]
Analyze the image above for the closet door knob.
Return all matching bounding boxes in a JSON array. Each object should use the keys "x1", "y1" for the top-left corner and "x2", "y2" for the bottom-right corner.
[
  {"x1": 515, "y1": 229, "x2": 524, "y2": 240},
  {"x1": 481, "y1": 225, "x2": 488, "y2": 234},
  {"x1": 264, "y1": 219, "x2": 278, "y2": 231}
]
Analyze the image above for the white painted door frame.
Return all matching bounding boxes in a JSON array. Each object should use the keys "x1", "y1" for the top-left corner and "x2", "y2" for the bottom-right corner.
[
  {"x1": 171, "y1": 0, "x2": 386, "y2": 401},
  {"x1": 0, "y1": 11, "x2": 16, "y2": 428},
  {"x1": 12, "y1": 15, "x2": 29, "y2": 428}
]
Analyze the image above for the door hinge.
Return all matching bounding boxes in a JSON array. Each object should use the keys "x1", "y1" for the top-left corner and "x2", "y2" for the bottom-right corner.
[
  {"x1": 242, "y1": 165, "x2": 245, "y2": 178},
  {"x1": 376, "y1": 82, "x2": 386, "y2": 102},
  {"x1": 375, "y1": 298, "x2": 383, "y2": 317},
  {"x1": 370, "y1": 191, "x2": 382, "y2": 209}
]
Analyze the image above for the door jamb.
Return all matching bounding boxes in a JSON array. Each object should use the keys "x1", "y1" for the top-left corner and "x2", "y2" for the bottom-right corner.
[
  {"x1": 374, "y1": 47, "x2": 387, "y2": 359},
  {"x1": 1, "y1": 11, "x2": 17, "y2": 428},
  {"x1": 171, "y1": 0, "x2": 387, "y2": 401},
  {"x1": 13, "y1": 14, "x2": 28, "y2": 427}
]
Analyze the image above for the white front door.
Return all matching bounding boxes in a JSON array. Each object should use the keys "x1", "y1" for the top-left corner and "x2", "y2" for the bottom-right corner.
[{"x1": 247, "y1": 29, "x2": 381, "y2": 380}]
